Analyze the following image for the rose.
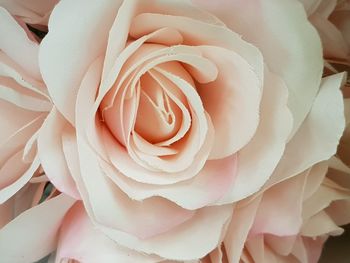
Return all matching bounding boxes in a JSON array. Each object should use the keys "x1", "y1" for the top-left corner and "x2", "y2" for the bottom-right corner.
[
  {"x1": 203, "y1": 162, "x2": 350, "y2": 262},
  {"x1": 36, "y1": 0, "x2": 345, "y2": 260},
  {"x1": 244, "y1": 161, "x2": 350, "y2": 263},
  {"x1": 220, "y1": 160, "x2": 350, "y2": 263},
  {"x1": 300, "y1": 0, "x2": 350, "y2": 64},
  {"x1": 0, "y1": 7, "x2": 53, "y2": 204},
  {"x1": 0, "y1": 1, "x2": 347, "y2": 262}
]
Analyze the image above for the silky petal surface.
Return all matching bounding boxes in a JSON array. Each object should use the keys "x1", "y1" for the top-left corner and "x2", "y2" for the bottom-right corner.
[
  {"x1": 218, "y1": 70, "x2": 292, "y2": 203},
  {"x1": 266, "y1": 73, "x2": 346, "y2": 188},
  {"x1": 0, "y1": 7, "x2": 40, "y2": 80},
  {"x1": 193, "y1": 0, "x2": 323, "y2": 136},
  {"x1": 56, "y1": 202, "x2": 162, "y2": 263},
  {"x1": 39, "y1": 0, "x2": 122, "y2": 124}
]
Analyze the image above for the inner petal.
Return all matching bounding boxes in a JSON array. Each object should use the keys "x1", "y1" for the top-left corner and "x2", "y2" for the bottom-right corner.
[{"x1": 134, "y1": 72, "x2": 182, "y2": 143}]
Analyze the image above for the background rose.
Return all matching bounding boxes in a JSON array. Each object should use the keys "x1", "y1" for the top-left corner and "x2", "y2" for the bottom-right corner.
[
  {"x1": 36, "y1": 0, "x2": 345, "y2": 260},
  {"x1": 0, "y1": 7, "x2": 53, "y2": 204},
  {"x1": 220, "y1": 160, "x2": 350, "y2": 263},
  {"x1": 300, "y1": 0, "x2": 350, "y2": 64}
]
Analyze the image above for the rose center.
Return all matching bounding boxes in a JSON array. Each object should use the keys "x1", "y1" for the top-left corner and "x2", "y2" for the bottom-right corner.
[{"x1": 134, "y1": 72, "x2": 182, "y2": 143}]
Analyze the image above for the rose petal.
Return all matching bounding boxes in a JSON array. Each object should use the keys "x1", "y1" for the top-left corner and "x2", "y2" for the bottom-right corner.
[
  {"x1": 0, "y1": 150, "x2": 29, "y2": 189},
  {"x1": 99, "y1": 205, "x2": 233, "y2": 260},
  {"x1": 37, "y1": 107, "x2": 80, "y2": 199},
  {"x1": 302, "y1": 161, "x2": 328, "y2": 201},
  {"x1": 264, "y1": 235, "x2": 297, "y2": 257},
  {"x1": 56, "y1": 202, "x2": 162, "y2": 263},
  {"x1": 0, "y1": 156, "x2": 40, "y2": 203},
  {"x1": 298, "y1": 0, "x2": 323, "y2": 15},
  {"x1": 130, "y1": 12, "x2": 264, "y2": 83},
  {"x1": 301, "y1": 211, "x2": 344, "y2": 237},
  {"x1": 250, "y1": 172, "x2": 307, "y2": 236},
  {"x1": 102, "y1": 153, "x2": 237, "y2": 210},
  {"x1": 0, "y1": 7, "x2": 40, "y2": 80},
  {"x1": 224, "y1": 196, "x2": 262, "y2": 263},
  {"x1": 0, "y1": 52, "x2": 48, "y2": 98},
  {"x1": 0, "y1": 84, "x2": 51, "y2": 112},
  {"x1": 197, "y1": 45, "x2": 262, "y2": 159},
  {"x1": 39, "y1": 0, "x2": 122, "y2": 124},
  {"x1": 0, "y1": 105, "x2": 43, "y2": 164},
  {"x1": 0, "y1": 194, "x2": 75, "y2": 263},
  {"x1": 266, "y1": 73, "x2": 346, "y2": 188},
  {"x1": 217, "y1": 69, "x2": 292, "y2": 203},
  {"x1": 302, "y1": 183, "x2": 350, "y2": 221},
  {"x1": 326, "y1": 200, "x2": 350, "y2": 226}
]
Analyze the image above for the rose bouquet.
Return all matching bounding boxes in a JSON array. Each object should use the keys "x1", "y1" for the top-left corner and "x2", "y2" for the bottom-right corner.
[{"x1": 0, "y1": 0, "x2": 349, "y2": 262}]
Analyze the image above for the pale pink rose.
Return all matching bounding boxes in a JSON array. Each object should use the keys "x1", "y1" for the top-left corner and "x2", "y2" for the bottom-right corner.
[
  {"x1": 299, "y1": 0, "x2": 350, "y2": 64},
  {"x1": 202, "y1": 160, "x2": 350, "y2": 263},
  {"x1": 37, "y1": 0, "x2": 344, "y2": 260},
  {"x1": 0, "y1": 0, "x2": 59, "y2": 27},
  {"x1": 0, "y1": 7, "x2": 55, "y2": 204}
]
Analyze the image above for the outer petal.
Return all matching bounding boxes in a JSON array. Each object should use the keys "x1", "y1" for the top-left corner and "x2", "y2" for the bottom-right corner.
[
  {"x1": 37, "y1": 108, "x2": 80, "y2": 199},
  {"x1": 0, "y1": 194, "x2": 75, "y2": 263},
  {"x1": 250, "y1": 172, "x2": 307, "y2": 236},
  {"x1": 217, "y1": 69, "x2": 292, "y2": 203},
  {"x1": 39, "y1": 0, "x2": 122, "y2": 124},
  {"x1": 0, "y1": 98, "x2": 41, "y2": 145},
  {"x1": 0, "y1": 7, "x2": 40, "y2": 80},
  {"x1": 224, "y1": 196, "x2": 262, "y2": 263},
  {"x1": 99, "y1": 204, "x2": 233, "y2": 260},
  {"x1": 102, "y1": 154, "x2": 238, "y2": 210},
  {"x1": 197, "y1": 46, "x2": 262, "y2": 159},
  {"x1": 298, "y1": 0, "x2": 323, "y2": 15},
  {"x1": 266, "y1": 73, "x2": 346, "y2": 188},
  {"x1": 193, "y1": 0, "x2": 323, "y2": 136},
  {"x1": 0, "y1": 155, "x2": 40, "y2": 203},
  {"x1": 56, "y1": 202, "x2": 162, "y2": 263}
]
